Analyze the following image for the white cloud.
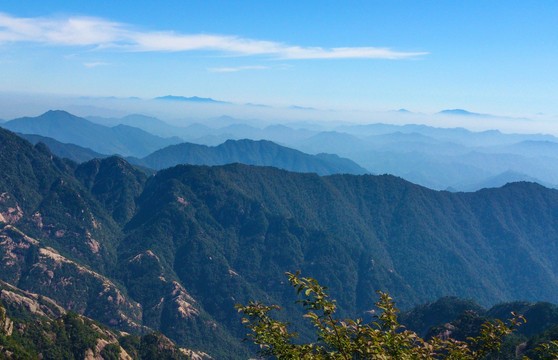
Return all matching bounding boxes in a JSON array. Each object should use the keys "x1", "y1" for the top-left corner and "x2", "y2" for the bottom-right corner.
[
  {"x1": 207, "y1": 65, "x2": 268, "y2": 73},
  {"x1": 0, "y1": 12, "x2": 427, "y2": 60},
  {"x1": 0, "y1": 13, "x2": 126, "y2": 46}
]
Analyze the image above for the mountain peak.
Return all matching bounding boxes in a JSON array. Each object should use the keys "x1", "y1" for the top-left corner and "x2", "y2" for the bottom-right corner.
[
  {"x1": 153, "y1": 95, "x2": 226, "y2": 103},
  {"x1": 129, "y1": 138, "x2": 368, "y2": 175},
  {"x1": 3, "y1": 110, "x2": 181, "y2": 158},
  {"x1": 41, "y1": 110, "x2": 78, "y2": 118}
]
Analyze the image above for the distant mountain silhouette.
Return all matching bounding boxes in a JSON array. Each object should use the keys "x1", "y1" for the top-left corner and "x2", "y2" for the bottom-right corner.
[
  {"x1": 2, "y1": 110, "x2": 182, "y2": 157},
  {"x1": 438, "y1": 109, "x2": 488, "y2": 116},
  {"x1": 87, "y1": 113, "x2": 189, "y2": 138},
  {"x1": 154, "y1": 95, "x2": 227, "y2": 103},
  {"x1": 289, "y1": 105, "x2": 317, "y2": 110}
]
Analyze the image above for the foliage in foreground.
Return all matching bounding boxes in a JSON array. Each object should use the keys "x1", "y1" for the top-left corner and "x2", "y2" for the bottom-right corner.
[{"x1": 237, "y1": 272, "x2": 558, "y2": 359}]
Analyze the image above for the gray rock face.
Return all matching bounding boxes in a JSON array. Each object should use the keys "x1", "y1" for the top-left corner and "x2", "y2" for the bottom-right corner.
[{"x1": 0, "y1": 304, "x2": 13, "y2": 336}]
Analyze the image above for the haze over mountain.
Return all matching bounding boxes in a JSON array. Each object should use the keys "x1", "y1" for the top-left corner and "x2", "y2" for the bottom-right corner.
[
  {"x1": 13, "y1": 109, "x2": 558, "y2": 191},
  {"x1": 86, "y1": 113, "x2": 180, "y2": 138},
  {"x1": 128, "y1": 139, "x2": 368, "y2": 175},
  {"x1": 1, "y1": 110, "x2": 182, "y2": 157},
  {"x1": 1, "y1": 126, "x2": 557, "y2": 357},
  {"x1": 97, "y1": 111, "x2": 558, "y2": 191},
  {"x1": 10, "y1": 120, "x2": 367, "y2": 177},
  {"x1": 86, "y1": 113, "x2": 315, "y2": 143}
]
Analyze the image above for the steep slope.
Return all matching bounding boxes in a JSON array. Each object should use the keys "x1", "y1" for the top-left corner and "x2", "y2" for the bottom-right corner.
[
  {"x1": 0, "y1": 128, "x2": 122, "y2": 273},
  {"x1": 0, "y1": 128, "x2": 244, "y2": 358},
  {"x1": 75, "y1": 157, "x2": 148, "y2": 225},
  {"x1": 0, "y1": 281, "x2": 197, "y2": 360},
  {"x1": 118, "y1": 164, "x2": 557, "y2": 347},
  {"x1": 2, "y1": 110, "x2": 182, "y2": 157},
  {"x1": 129, "y1": 139, "x2": 368, "y2": 175},
  {"x1": 0, "y1": 129, "x2": 142, "y2": 326},
  {"x1": 0, "y1": 223, "x2": 144, "y2": 331}
]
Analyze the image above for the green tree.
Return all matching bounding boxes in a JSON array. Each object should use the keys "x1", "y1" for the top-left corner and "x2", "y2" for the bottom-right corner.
[{"x1": 236, "y1": 272, "x2": 557, "y2": 359}]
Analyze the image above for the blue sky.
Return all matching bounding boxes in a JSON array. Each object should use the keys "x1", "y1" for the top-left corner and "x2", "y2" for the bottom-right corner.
[{"x1": 1, "y1": 1, "x2": 557, "y2": 120}]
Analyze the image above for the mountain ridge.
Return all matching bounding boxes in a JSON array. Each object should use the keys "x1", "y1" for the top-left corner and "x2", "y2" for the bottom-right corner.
[
  {"x1": 128, "y1": 138, "x2": 369, "y2": 175},
  {"x1": 1, "y1": 110, "x2": 182, "y2": 157}
]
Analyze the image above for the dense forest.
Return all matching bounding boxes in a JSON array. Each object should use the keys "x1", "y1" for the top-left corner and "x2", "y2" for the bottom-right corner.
[{"x1": 0, "y1": 126, "x2": 557, "y2": 358}]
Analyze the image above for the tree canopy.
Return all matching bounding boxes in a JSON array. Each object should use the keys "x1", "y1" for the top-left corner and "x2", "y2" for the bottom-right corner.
[{"x1": 237, "y1": 272, "x2": 558, "y2": 359}]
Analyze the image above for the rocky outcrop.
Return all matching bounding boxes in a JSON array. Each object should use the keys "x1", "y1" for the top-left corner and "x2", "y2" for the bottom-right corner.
[
  {"x1": 0, "y1": 304, "x2": 13, "y2": 336},
  {"x1": 0, "y1": 224, "x2": 146, "y2": 333}
]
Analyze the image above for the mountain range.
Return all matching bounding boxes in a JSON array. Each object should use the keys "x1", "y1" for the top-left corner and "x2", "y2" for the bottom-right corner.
[
  {"x1": 0, "y1": 125, "x2": 557, "y2": 358},
  {"x1": 86, "y1": 113, "x2": 185, "y2": 138},
  {"x1": 1, "y1": 110, "x2": 182, "y2": 157},
  {"x1": 82, "y1": 111, "x2": 558, "y2": 191},
  {"x1": 127, "y1": 139, "x2": 368, "y2": 174},
  {"x1": 3, "y1": 111, "x2": 367, "y2": 177}
]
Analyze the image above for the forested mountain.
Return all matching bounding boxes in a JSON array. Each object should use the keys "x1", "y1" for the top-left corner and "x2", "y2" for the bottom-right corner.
[
  {"x1": 1, "y1": 110, "x2": 182, "y2": 157},
  {"x1": 128, "y1": 139, "x2": 368, "y2": 174},
  {"x1": 0, "y1": 126, "x2": 557, "y2": 358},
  {"x1": 14, "y1": 129, "x2": 368, "y2": 176}
]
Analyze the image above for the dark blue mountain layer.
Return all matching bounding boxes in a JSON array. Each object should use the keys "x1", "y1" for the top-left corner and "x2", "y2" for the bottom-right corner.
[{"x1": 128, "y1": 139, "x2": 369, "y2": 175}]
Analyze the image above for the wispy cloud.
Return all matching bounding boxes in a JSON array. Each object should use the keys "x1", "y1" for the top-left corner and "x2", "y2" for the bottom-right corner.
[
  {"x1": 208, "y1": 65, "x2": 268, "y2": 73},
  {"x1": 83, "y1": 62, "x2": 109, "y2": 68},
  {"x1": 0, "y1": 12, "x2": 428, "y2": 60}
]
